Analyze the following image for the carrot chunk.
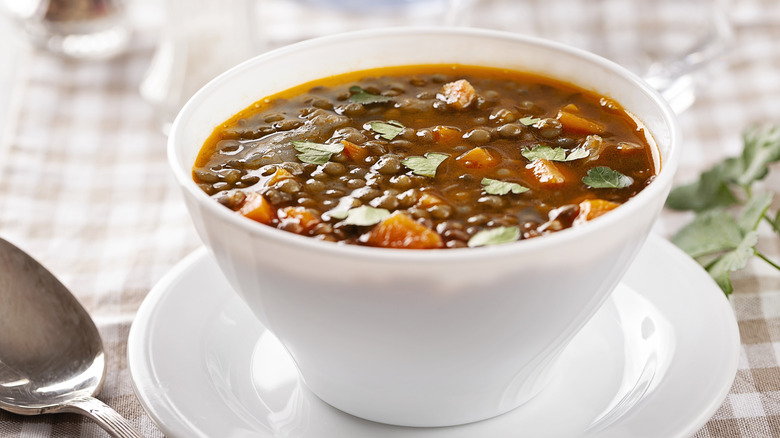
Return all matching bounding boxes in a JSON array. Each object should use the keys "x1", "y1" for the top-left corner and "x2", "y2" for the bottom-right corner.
[
  {"x1": 364, "y1": 212, "x2": 443, "y2": 249},
  {"x1": 341, "y1": 139, "x2": 368, "y2": 162},
  {"x1": 456, "y1": 147, "x2": 499, "y2": 169},
  {"x1": 432, "y1": 125, "x2": 462, "y2": 144},
  {"x1": 417, "y1": 192, "x2": 445, "y2": 208},
  {"x1": 268, "y1": 168, "x2": 294, "y2": 186},
  {"x1": 557, "y1": 110, "x2": 605, "y2": 135},
  {"x1": 239, "y1": 192, "x2": 276, "y2": 224},
  {"x1": 561, "y1": 103, "x2": 580, "y2": 113},
  {"x1": 439, "y1": 79, "x2": 476, "y2": 110},
  {"x1": 278, "y1": 206, "x2": 321, "y2": 233},
  {"x1": 575, "y1": 199, "x2": 620, "y2": 224},
  {"x1": 527, "y1": 159, "x2": 566, "y2": 185}
]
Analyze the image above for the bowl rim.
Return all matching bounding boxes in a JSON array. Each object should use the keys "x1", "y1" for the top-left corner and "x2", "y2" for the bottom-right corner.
[{"x1": 168, "y1": 26, "x2": 682, "y2": 263}]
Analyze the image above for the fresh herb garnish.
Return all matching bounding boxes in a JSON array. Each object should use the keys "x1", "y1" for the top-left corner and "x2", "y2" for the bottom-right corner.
[
  {"x1": 707, "y1": 231, "x2": 759, "y2": 294},
  {"x1": 328, "y1": 209, "x2": 349, "y2": 220},
  {"x1": 481, "y1": 178, "x2": 530, "y2": 195},
  {"x1": 349, "y1": 86, "x2": 392, "y2": 104},
  {"x1": 368, "y1": 121, "x2": 405, "y2": 140},
  {"x1": 325, "y1": 197, "x2": 355, "y2": 220},
  {"x1": 518, "y1": 116, "x2": 542, "y2": 126},
  {"x1": 668, "y1": 125, "x2": 780, "y2": 295},
  {"x1": 565, "y1": 147, "x2": 590, "y2": 161},
  {"x1": 467, "y1": 226, "x2": 520, "y2": 247},
  {"x1": 521, "y1": 145, "x2": 589, "y2": 162},
  {"x1": 667, "y1": 125, "x2": 780, "y2": 211},
  {"x1": 291, "y1": 141, "x2": 344, "y2": 165},
  {"x1": 582, "y1": 166, "x2": 634, "y2": 189},
  {"x1": 402, "y1": 152, "x2": 449, "y2": 177},
  {"x1": 523, "y1": 145, "x2": 565, "y2": 161},
  {"x1": 341, "y1": 205, "x2": 391, "y2": 226}
]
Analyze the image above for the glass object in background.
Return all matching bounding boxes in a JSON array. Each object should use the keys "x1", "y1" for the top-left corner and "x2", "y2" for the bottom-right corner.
[
  {"x1": 248, "y1": 0, "x2": 451, "y2": 51},
  {"x1": 447, "y1": 0, "x2": 734, "y2": 113},
  {"x1": 139, "y1": 0, "x2": 255, "y2": 134},
  {"x1": 141, "y1": 0, "x2": 452, "y2": 133},
  {"x1": 2, "y1": 0, "x2": 130, "y2": 59}
]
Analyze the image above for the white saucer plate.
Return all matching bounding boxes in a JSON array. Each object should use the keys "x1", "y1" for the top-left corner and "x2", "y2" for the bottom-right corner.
[{"x1": 128, "y1": 235, "x2": 740, "y2": 438}]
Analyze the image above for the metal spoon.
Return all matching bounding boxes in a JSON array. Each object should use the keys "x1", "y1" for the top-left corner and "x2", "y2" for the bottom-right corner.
[{"x1": 0, "y1": 238, "x2": 144, "y2": 437}]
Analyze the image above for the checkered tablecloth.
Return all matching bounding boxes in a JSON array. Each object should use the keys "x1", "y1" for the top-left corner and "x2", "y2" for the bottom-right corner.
[{"x1": 1, "y1": 0, "x2": 779, "y2": 436}]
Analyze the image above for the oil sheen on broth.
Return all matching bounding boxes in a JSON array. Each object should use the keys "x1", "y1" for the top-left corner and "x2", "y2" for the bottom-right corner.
[{"x1": 193, "y1": 64, "x2": 657, "y2": 249}]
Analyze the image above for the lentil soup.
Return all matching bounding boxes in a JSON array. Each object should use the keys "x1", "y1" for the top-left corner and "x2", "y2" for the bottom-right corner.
[{"x1": 193, "y1": 64, "x2": 657, "y2": 249}]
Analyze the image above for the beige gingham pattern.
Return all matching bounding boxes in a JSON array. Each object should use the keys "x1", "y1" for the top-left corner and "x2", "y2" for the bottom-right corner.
[
  {"x1": 1, "y1": 0, "x2": 780, "y2": 436},
  {"x1": 0, "y1": 47, "x2": 198, "y2": 437}
]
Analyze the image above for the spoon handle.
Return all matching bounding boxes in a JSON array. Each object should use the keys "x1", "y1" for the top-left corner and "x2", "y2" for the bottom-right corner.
[{"x1": 60, "y1": 396, "x2": 145, "y2": 438}]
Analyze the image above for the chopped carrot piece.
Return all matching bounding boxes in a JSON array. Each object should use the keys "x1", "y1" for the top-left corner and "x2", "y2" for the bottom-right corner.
[
  {"x1": 364, "y1": 212, "x2": 443, "y2": 249},
  {"x1": 432, "y1": 125, "x2": 462, "y2": 144},
  {"x1": 278, "y1": 206, "x2": 321, "y2": 233},
  {"x1": 417, "y1": 192, "x2": 445, "y2": 208},
  {"x1": 561, "y1": 103, "x2": 580, "y2": 113},
  {"x1": 575, "y1": 199, "x2": 620, "y2": 224},
  {"x1": 527, "y1": 159, "x2": 566, "y2": 185},
  {"x1": 456, "y1": 147, "x2": 499, "y2": 169},
  {"x1": 239, "y1": 192, "x2": 276, "y2": 225},
  {"x1": 341, "y1": 139, "x2": 368, "y2": 162},
  {"x1": 439, "y1": 79, "x2": 476, "y2": 110},
  {"x1": 557, "y1": 110, "x2": 605, "y2": 135},
  {"x1": 268, "y1": 168, "x2": 294, "y2": 186}
]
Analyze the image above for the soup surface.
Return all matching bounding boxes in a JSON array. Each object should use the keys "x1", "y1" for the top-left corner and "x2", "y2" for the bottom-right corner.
[{"x1": 193, "y1": 65, "x2": 657, "y2": 249}]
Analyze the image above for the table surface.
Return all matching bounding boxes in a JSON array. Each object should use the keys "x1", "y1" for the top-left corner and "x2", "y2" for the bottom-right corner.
[{"x1": 1, "y1": 1, "x2": 780, "y2": 437}]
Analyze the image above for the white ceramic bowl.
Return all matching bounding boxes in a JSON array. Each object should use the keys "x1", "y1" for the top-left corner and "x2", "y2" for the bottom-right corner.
[{"x1": 168, "y1": 27, "x2": 680, "y2": 427}]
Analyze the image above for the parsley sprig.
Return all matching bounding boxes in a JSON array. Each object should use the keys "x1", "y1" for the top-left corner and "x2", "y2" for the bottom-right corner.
[
  {"x1": 481, "y1": 178, "x2": 529, "y2": 195},
  {"x1": 468, "y1": 226, "x2": 520, "y2": 247},
  {"x1": 582, "y1": 166, "x2": 634, "y2": 189},
  {"x1": 292, "y1": 141, "x2": 344, "y2": 165},
  {"x1": 369, "y1": 121, "x2": 405, "y2": 140},
  {"x1": 668, "y1": 124, "x2": 780, "y2": 295},
  {"x1": 402, "y1": 152, "x2": 448, "y2": 177},
  {"x1": 521, "y1": 144, "x2": 589, "y2": 162},
  {"x1": 349, "y1": 86, "x2": 392, "y2": 104}
]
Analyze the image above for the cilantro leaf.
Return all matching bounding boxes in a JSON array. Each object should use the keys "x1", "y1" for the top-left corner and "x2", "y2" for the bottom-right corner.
[
  {"x1": 671, "y1": 209, "x2": 744, "y2": 259},
  {"x1": 670, "y1": 207, "x2": 759, "y2": 295},
  {"x1": 668, "y1": 124, "x2": 780, "y2": 296},
  {"x1": 665, "y1": 159, "x2": 740, "y2": 211},
  {"x1": 737, "y1": 191, "x2": 773, "y2": 233},
  {"x1": 342, "y1": 205, "x2": 391, "y2": 226},
  {"x1": 402, "y1": 152, "x2": 448, "y2": 177},
  {"x1": 467, "y1": 226, "x2": 520, "y2": 247},
  {"x1": 582, "y1": 167, "x2": 634, "y2": 189},
  {"x1": 518, "y1": 116, "x2": 542, "y2": 126},
  {"x1": 522, "y1": 145, "x2": 565, "y2": 162},
  {"x1": 670, "y1": 195, "x2": 771, "y2": 296},
  {"x1": 521, "y1": 145, "x2": 589, "y2": 162},
  {"x1": 667, "y1": 125, "x2": 780, "y2": 212},
  {"x1": 349, "y1": 86, "x2": 392, "y2": 104},
  {"x1": 328, "y1": 209, "x2": 349, "y2": 220},
  {"x1": 292, "y1": 141, "x2": 344, "y2": 165},
  {"x1": 737, "y1": 124, "x2": 780, "y2": 187},
  {"x1": 369, "y1": 121, "x2": 405, "y2": 140},
  {"x1": 325, "y1": 197, "x2": 358, "y2": 220},
  {"x1": 565, "y1": 147, "x2": 590, "y2": 161},
  {"x1": 771, "y1": 211, "x2": 780, "y2": 235},
  {"x1": 707, "y1": 231, "x2": 758, "y2": 295},
  {"x1": 481, "y1": 178, "x2": 529, "y2": 195}
]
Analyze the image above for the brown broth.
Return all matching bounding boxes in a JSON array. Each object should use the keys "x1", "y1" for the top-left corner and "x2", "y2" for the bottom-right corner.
[{"x1": 193, "y1": 64, "x2": 656, "y2": 249}]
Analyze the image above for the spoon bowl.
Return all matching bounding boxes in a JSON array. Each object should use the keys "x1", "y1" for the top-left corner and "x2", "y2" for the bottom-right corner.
[{"x1": 0, "y1": 238, "x2": 143, "y2": 437}]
